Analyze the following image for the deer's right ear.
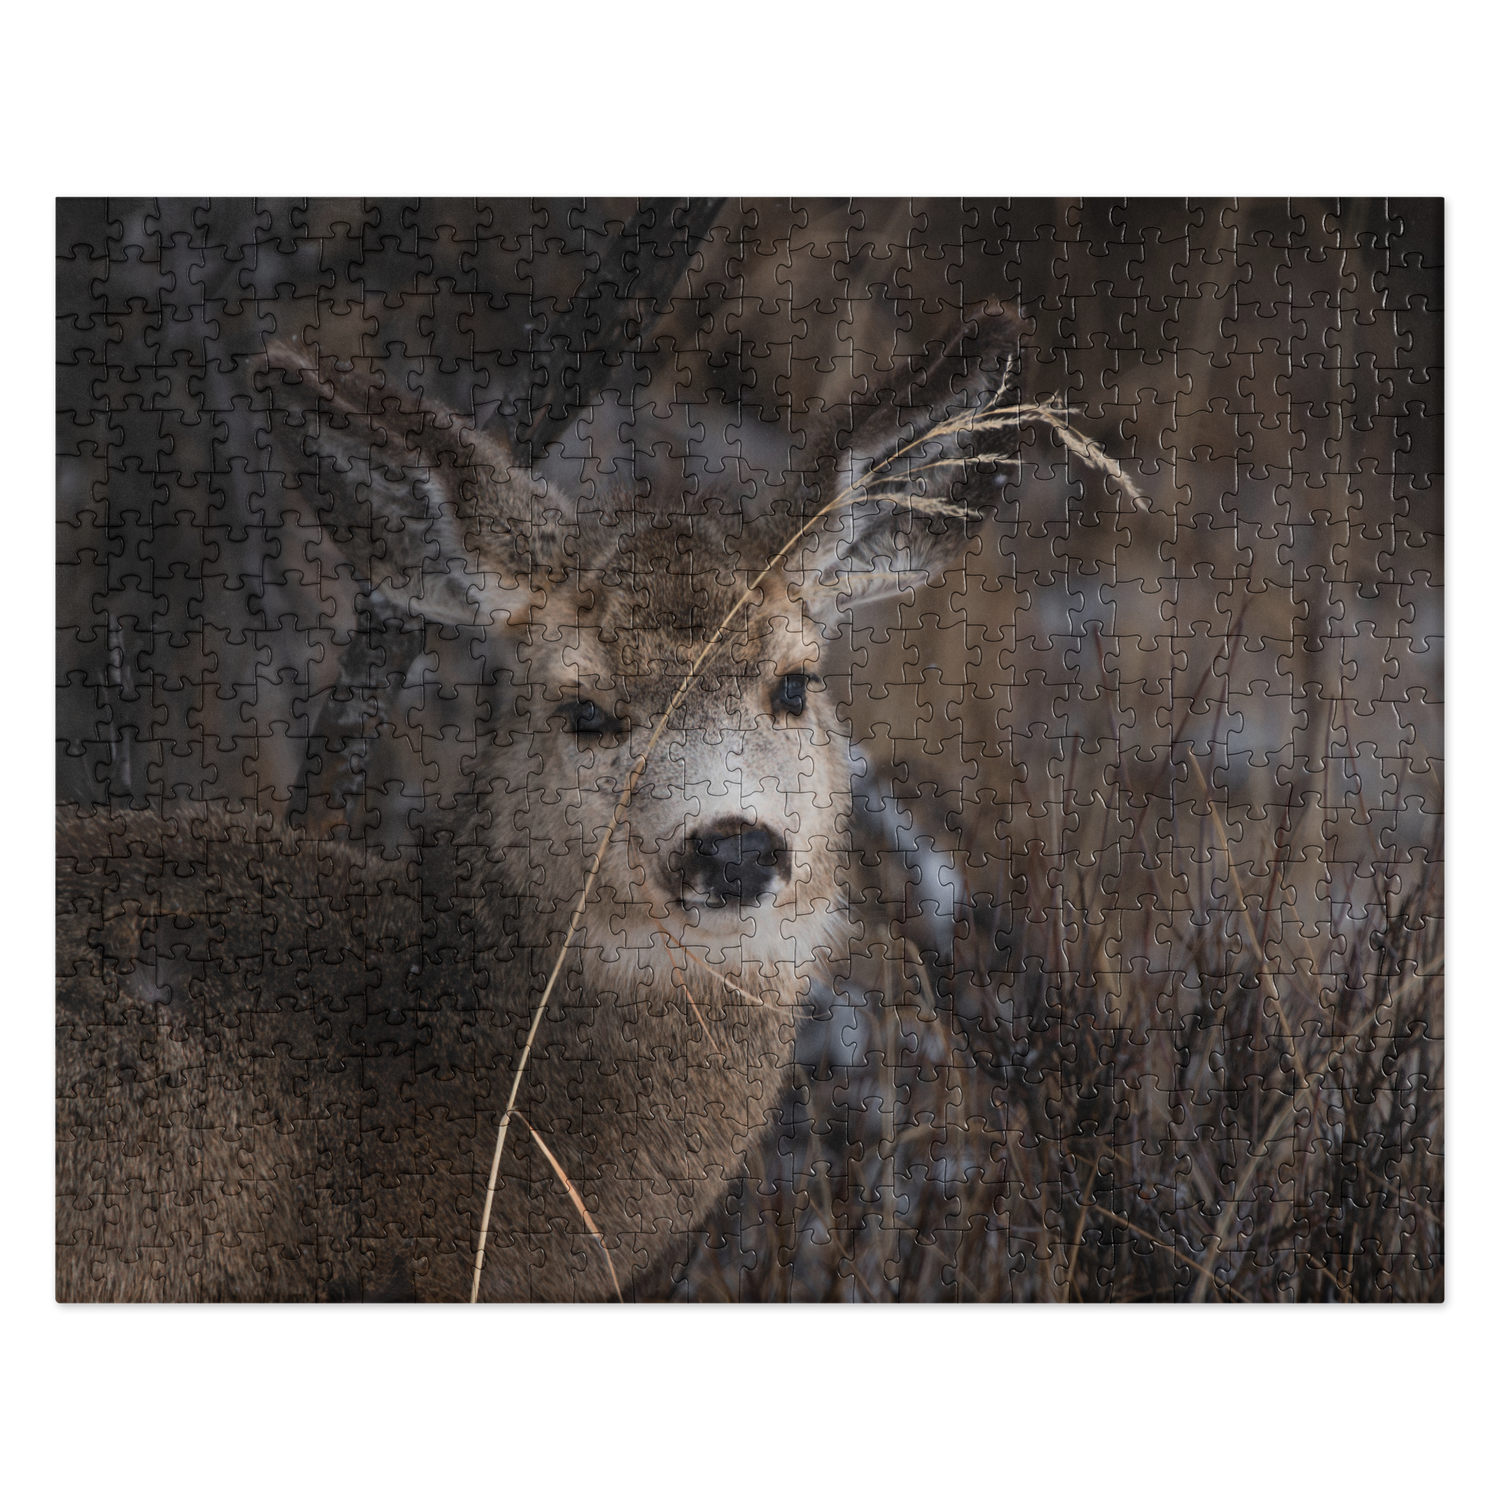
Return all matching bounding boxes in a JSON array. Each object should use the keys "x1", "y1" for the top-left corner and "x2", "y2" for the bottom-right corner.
[
  {"x1": 791, "y1": 303, "x2": 1027, "y2": 626},
  {"x1": 258, "y1": 340, "x2": 552, "y2": 630},
  {"x1": 797, "y1": 499, "x2": 979, "y2": 625}
]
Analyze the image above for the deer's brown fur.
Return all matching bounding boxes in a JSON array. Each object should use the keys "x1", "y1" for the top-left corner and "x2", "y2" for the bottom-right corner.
[{"x1": 56, "y1": 308, "x2": 1023, "y2": 1300}]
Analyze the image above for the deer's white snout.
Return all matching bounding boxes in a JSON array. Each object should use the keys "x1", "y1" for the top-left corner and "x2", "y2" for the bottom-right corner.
[{"x1": 637, "y1": 728, "x2": 806, "y2": 917}]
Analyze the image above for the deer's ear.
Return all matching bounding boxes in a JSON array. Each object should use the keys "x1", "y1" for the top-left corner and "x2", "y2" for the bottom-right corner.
[
  {"x1": 797, "y1": 502, "x2": 979, "y2": 622},
  {"x1": 259, "y1": 340, "x2": 549, "y2": 629},
  {"x1": 793, "y1": 303, "x2": 1025, "y2": 622}
]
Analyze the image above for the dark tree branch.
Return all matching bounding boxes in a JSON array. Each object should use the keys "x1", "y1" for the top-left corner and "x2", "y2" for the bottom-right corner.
[{"x1": 513, "y1": 197, "x2": 725, "y2": 453}]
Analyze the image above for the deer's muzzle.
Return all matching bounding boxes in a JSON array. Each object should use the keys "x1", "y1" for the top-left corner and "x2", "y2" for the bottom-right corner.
[{"x1": 669, "y1": 819, "x2": 787, "y2": 910}]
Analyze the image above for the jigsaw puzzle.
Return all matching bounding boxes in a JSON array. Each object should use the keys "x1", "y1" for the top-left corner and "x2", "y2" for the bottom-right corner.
[{"x1": 56, "y1": 199, "x2": 1443, "y2": 1302}]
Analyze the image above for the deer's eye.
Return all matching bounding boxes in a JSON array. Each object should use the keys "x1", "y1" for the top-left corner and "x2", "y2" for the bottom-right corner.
[
  {"x1": 562, "y1": 699, "x2": 621, "y2": 736},
  {"x1": 771, "y1": 673, "x2": 810, "y2": 717}
]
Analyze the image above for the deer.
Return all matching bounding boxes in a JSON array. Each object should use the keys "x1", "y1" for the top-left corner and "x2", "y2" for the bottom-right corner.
[{"x1": 57, "y1": 302, "x2": 1042, "y2": 1301}]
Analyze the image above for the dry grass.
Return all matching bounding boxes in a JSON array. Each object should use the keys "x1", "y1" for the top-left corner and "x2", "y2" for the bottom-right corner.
[
  {"x1": 672, "y1": 719, "x2": 1442, "y2": 1303},
  {"x1": 514, "y1": 1112, "x2": 624, "y2": 1302}
]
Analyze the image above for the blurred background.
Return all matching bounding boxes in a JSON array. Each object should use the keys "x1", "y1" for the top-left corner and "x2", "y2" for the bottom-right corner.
[{"x1": 58, "y1": 199, "x2": 1442, "y2": 1299}]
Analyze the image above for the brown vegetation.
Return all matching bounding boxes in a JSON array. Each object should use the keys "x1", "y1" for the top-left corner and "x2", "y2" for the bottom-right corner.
[{"x1": 675, "y1": 708, "x2": 1442, "y2": 1302}]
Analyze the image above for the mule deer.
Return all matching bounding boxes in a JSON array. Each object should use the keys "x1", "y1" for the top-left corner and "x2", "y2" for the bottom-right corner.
[{"x1": 57, "y1": 305, "x2": 1029, "y2": 1300}]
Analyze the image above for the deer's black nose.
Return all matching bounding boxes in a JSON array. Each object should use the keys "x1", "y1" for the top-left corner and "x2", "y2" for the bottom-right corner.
[{"x1": 672, "y1": 820, "x2": 787, "y2": 908}]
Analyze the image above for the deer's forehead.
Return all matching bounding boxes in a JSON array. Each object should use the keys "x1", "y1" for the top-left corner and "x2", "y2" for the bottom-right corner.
[
  {"x1": 541, "y1": 602, "x2": 815, "y2": 682},
  {"x1": 589, "y1": 563, "x2": 744, "y2": 632}
]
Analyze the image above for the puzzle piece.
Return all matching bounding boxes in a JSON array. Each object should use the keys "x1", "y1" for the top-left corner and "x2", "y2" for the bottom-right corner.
[{"x1": 56, "y1": 199, "x2": 1442, "y2": 1303}]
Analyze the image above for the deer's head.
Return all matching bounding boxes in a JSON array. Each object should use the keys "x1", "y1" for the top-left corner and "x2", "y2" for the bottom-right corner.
[{"x1": 260, "y1": 309, "x2": 1022, "y2": 1001}]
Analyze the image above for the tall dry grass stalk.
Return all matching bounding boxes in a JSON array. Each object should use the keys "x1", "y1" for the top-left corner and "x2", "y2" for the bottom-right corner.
[
  {"x1": 470, "y1": 385, "x2": 1116, "y2": 1299},
  {"x1": 514, "y1": 1112, "x2": 624, "y2": 1302}
]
